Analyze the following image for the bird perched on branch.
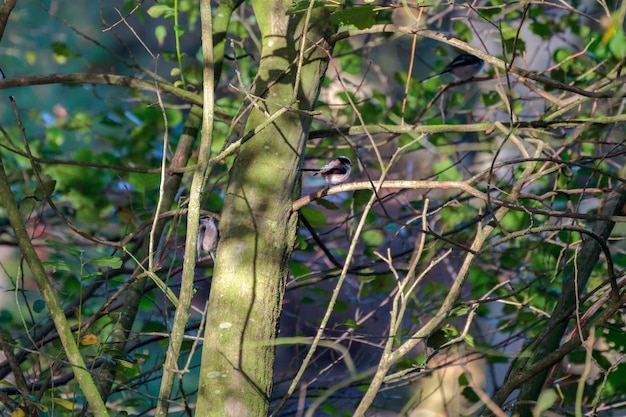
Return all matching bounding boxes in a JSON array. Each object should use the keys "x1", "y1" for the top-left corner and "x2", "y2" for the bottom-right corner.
[
  {"x1": 197, "y1": 215, "x2": 219, "y2": 261},
  {"x1": 301, "y1": 156, "x2": 352, "y2": 187},
  {"x1": 422, "y1": 53, "x2": 484, "y2": 82}
]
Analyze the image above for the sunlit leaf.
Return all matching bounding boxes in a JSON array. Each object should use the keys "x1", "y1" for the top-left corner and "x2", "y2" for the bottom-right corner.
[
  {"x1": 0, "y1": 379, "x2": 15, "y2": 387},
  {"x1": 433, "y1": 157, "x2": 462, "y2": 182},
  {"x1": 608, "y1": 26, "x2": 626, "y2": 59},
  {"x1": 50, "y1": 42, "x2": 81, "y2": 59},
  {"x1": 53, "y1": 398, "x2": 77, "y2": 410},
  {"x1": 81, "y1": 334, "x2": 99, "y2": 346},
  {"x1": 11, "y1": 409, "x2": 25, "y2": 417}
]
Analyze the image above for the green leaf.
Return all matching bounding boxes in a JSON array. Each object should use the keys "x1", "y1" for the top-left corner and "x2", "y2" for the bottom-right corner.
[
  {"x1": 358, "y1": 273, "x2": 378, "y2": 284},
  {"x1": 128, "y1": 172, "x2": 160, "y2": 195},
  {"x1": 353, "y1": 189, "x2": 372, "y2": 212},
  {"x1": 453, "y1": 21, "x2": 473, "y2": 42},
  {"x1": 442, "y1": 325, "x2": 459, "y2": 338},
  {"x1": 147, "y1": 4, "x2": 173, "y2": 18},
  {"x1": 45, "y1": 239, "x2": 83, "y2": 256},
  {"x1": 53, "y1": 397, "x2": 77, "y2": 410},
  {"x1": 334, "y1": 300, "x2": 348, "y2": 313},
  {"x1": 321, "y1": 402, "x2": 339, "y2": 415},
  {"x1": 287, "y1": 0, "x2": 327, "y2": 15},
  {"x1": 0, "y1": 310, "x2": 14, "y2": 325},
  {"x1": 290, "y1": 260, "x2": 310, "y2": 277},
  {"x1": 34, "y1": 175, "x2": 57, "y2": 199},
  {"x1": 81, "y1": 272, "x2": 103, "y2": 281},
  {"x1": 43, "y1": 260, "x2": 72, "y2": 272},
  {"x1": 89, "y1": 256, "x2": 123, "y2": 269},
  {"x1": 316, "y1": 198, "x2": 339, "y2": 210},
  {"x1": 362, "y1": 229, "x2": 384, "y2": 246},
  {"x1": 155, "y1": 25, "x2": 167, "y2": 46},
  {"x1": 453, "y1": 307, "x2": 470, "y2": 316},
  {"x1": 414, "y1": 353, "x2": 427, "y2": 367},
  {"x1": 330, "y1": 6, "x2": 377, "y2": 30},
  {"x1": 461, "y1": 386, "x2": 480, "y2": 403},
  {"x1": 480, "y1": 91, "x2": 500, "y2": 106},
  {"x1": 500, "y1": 209, "x2": 527, "y2": 230},
  {"x1": 300, "y1": 206, "x2": 327, "y2": 227},
  {"x1": 434, "y1": 157, "x2": 462, "y2": 182},
  {"x1": 533, "y1": 389, "x2": 558, "y2": 417},
  {"x1": 529, "y1": 19, "x2": 551, "y2": 40},
  {"x1": 50, "y1": 42, "x2": 81, "y2": 59},
  {"x1": 340, "y1": 319, "x2": 359, "y2": 329},
  {"x1": 33, "y1": 299, "x2": 46, "y2": 313},
  {"x1": 426, "y1": 329, "x2": 448, "y2": 349},
  {"x1": 608, "y1": 26, "x2": 626, "y2": 59},
  {"x1": 458, "y1": 372, "x2": 469, "y2": 386},
  {"x1": 173, "y1": 25, "x2": 185, "y2": 36}
]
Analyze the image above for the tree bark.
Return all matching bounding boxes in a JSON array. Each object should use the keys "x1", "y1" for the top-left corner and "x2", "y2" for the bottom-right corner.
[{"x1": 194, "y1": 2, "x2": 336, "y2": 416}]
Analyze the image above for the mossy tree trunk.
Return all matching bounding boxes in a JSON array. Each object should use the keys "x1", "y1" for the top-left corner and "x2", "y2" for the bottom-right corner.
[{"x1": 195, "y1": 1, "x2": 337, "y2": 416}]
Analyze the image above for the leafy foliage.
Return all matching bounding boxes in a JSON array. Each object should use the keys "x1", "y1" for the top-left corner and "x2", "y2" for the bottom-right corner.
[{"x1": 0, "y1": 1, "x2": 625, "y2": 417}]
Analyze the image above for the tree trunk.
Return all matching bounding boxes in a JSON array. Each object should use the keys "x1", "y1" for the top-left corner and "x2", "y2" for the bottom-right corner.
[{"x1": 195, "y1": 2, "x2": 336, "y2": 415}]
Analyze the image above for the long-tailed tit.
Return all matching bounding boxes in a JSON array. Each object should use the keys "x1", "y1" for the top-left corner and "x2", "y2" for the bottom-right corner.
[
  {"x1": 422, "y1": 53, "x2": 484, "y2": 82},
  {"x1": 197, "y1": 215, "x2": 219, "y2": 261},
  {"x1": 301, "y1": 156, "x2": 352, "y2": 187}
]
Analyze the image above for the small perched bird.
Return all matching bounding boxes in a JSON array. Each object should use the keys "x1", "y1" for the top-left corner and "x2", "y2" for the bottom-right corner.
[
  {"x1": 197, "y1": 215, "x2": 219, "y2": 261},
  {"x1": 422, "y1": 53, "x2": 484, "y2": 82},
  {"x1": 301, "y1": 156, "x2": 352, "y2": 187}
]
